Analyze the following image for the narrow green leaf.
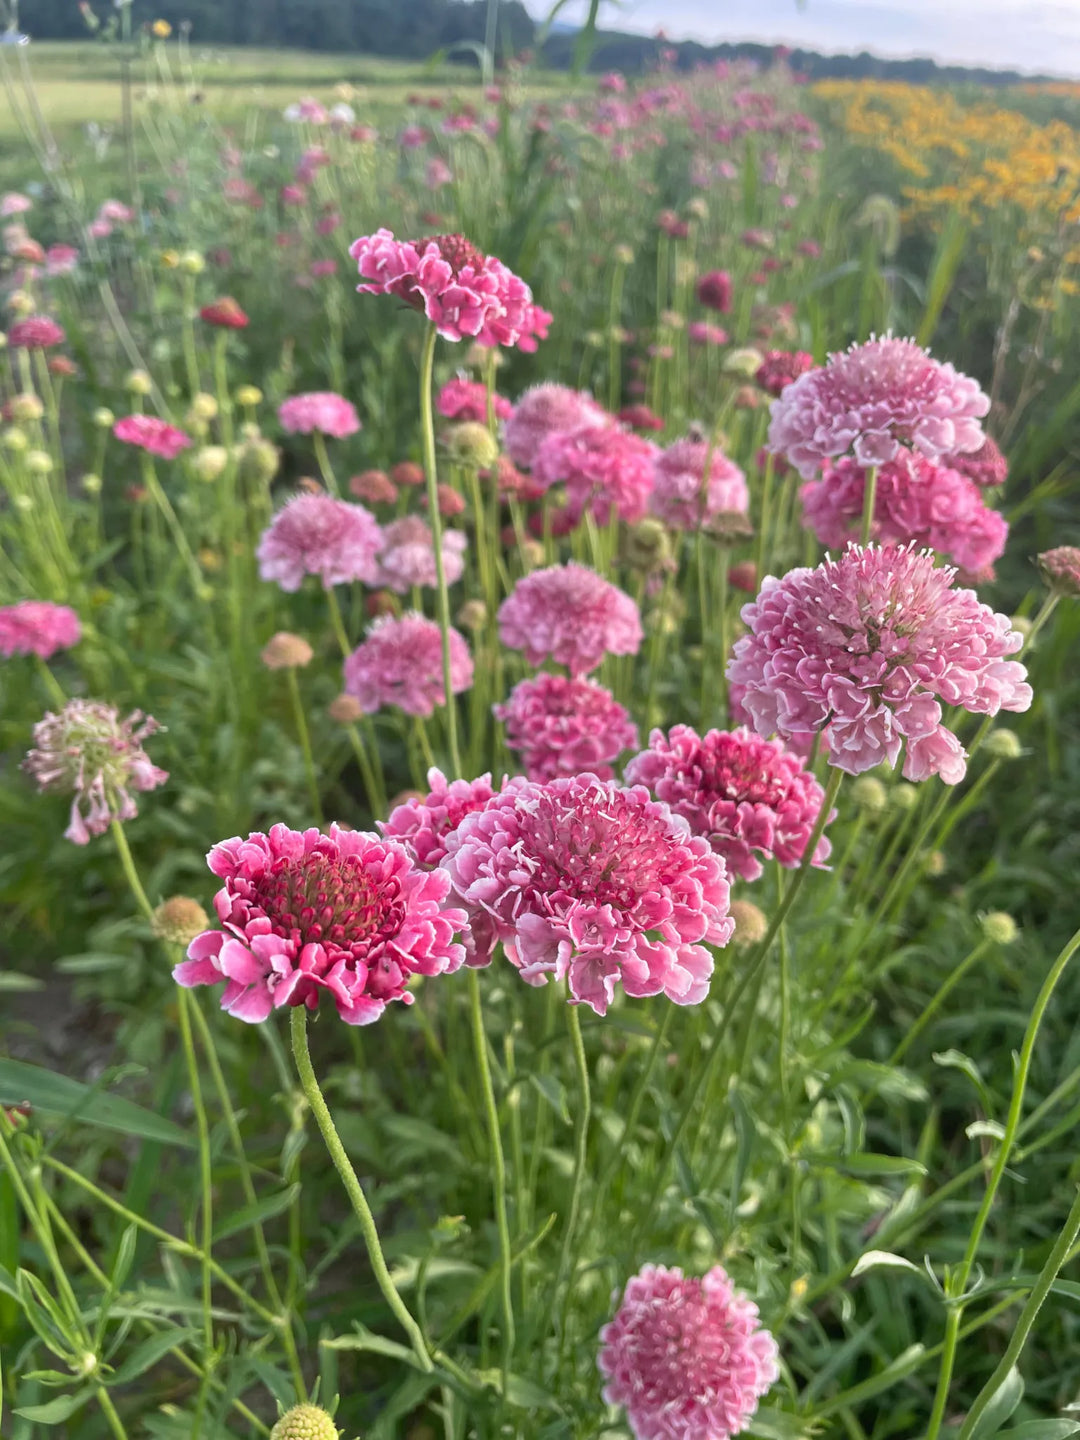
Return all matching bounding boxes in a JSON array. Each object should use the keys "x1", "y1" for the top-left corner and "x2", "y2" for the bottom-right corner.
[
  {"x1": 996, "y1": 1424, "x2": 1080, "y2": 1440},
  {"x1": 0, "y1": 1059, "x2": 191, "y2": 1149},
  {"x1": 109, "y1": 1328, "x2": 197, "y2": 1385},
  {"x1": 321, "y1": 1324, "x2": 421, "y2": 1368},
  {"x1": 528, "y1": 1072, "x2": 570, "y2": 1126},
  {"x1": 477, "y1": 1367, "x2": 561, "y2": 1411},
  {"x1": 851, "y1": 1249, "x2": 924, "y2": 1278},
  {"x1": 0, "y1": 973, "x2": 43, "y2": 992},
  {"x1": 825, "y1": 1153, "x2": 927, "y2": 1178},
  {"x1": 212, "y1": 1184, "x2": 300, "y2": 1244},
  {"x1": 14, "y1": 1390, "x2": 93, "y2": 1423},
  {"x1": 970, "y1": 1366, "x2": 1024, "y2": 1440}
]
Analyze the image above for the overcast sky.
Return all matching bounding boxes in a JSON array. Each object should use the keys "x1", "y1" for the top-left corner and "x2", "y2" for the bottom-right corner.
[{"x1": 527, "y1": 0, "x2": 1080, "y2": 78}]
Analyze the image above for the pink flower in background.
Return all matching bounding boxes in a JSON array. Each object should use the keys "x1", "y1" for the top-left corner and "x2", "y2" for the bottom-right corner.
[
  {"x1": 0, "y1": 601, "x2": 81, "y2": 659},
  {"x1": 1038, "y1": 546, "x2": 1080, "y2": 597},
  {"x1": 755, "y1": 349, "x2": 814, "y2": 396},
  {"x1": 437, "y1": 377, "x2": 511, "y2": 423},
  {"x1": 344, "y1": 613, "x2": 473, "y2": 716},
  {"x1": 113, "y1": 414, "x2": 192, "y2": 460},
  {"x1": 727, "y1": 543, "x2": 1032, "y2": 782},
  {"x1": 625, "y1": 724, "x2": 832, "y2": 881},
  {"x1": 688, "y1": 321, "x2": 729, "y2": 346},
  {"x1": 533, "y1": 423, "x2": 658, "y2": 525},
  {"x1": 696, "y1": 269, "x2": 733, "y2": 313},
  {"x1": 0, "y1": 192, "x2": 32, "y2": 217},
  {"x1": 8, "y1": 316, "x2": 65, "y2": 349},
  {"x1": 310, "y1": 259, "x2": 338, "y2": 278},
  {"x1": 278, "y1": 392, "x2": 361, "y2": 439},
  {"x1": 650, "y1": 437, "x2": 749, "y2": 531},
  {"x1": 598, "y1": 1264, "x2": 779, "y2": 1440},
  {"x1": 503, "y1": 383, "x2": 608, "y2": 468},
  {"x1": 498, "y1": 563, "x2": 643, "y2": 676},
  {"x1": 425, "y1": 157, "x2": 454, "y2": 189},
  {"x1": 495, "y1": 673, "x2": 638, "y2": 781},
  {"x1": 88, "y1": 219, "x2": 113, "y2": 240},
  {"x1": 944, "y1": 434, "x2": 1008, "y2": 488},
  {"x1": 98, "y1": 200, "x2": 134, "y2": 223},
  {"x1": 618, "y1": 404, "x2": 665, "y2": 432},
  {"x1": 381, "y1": 768, "x2": 526, "y2": 868},
  {"x1": 375, "y1": 515, "x2": 467, "y2": 593},
  {"x1": 173, "y1": 824, "x2": 466, "y2": 1025},
  {"x1": 257, "y1": 494, "x2": 382, "y2": 591},
  {"x1": 45, "y1": 244, "x2": 79, "y2": 275},
  {"x1": 441, "y1": 774, "x2": 733, "y2": 1013},
  {"x1": 768, "y1": 336, "x2": 990, "y2": 479},
  {"x1": 599, "y1": 71, "x2": 628, "y2": 93},
  {"x1": 283, "y1": 97, "x2": 329, "y2": 124}
]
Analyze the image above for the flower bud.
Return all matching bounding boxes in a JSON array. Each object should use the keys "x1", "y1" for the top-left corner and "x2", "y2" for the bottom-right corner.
[
  {"x1": 456, "y1": 598, "x2": 487, "y2": 632},
  {"x1": 851, "y1": 776, "x2": 888, "y2": 814},
  {"x1": 261, "y1": 632, "x2": 314, "y2": 670},
  {"x1": 722, "y1": 347, "x2": 765, "y2": 377},
  {"x1": 2, "y1": 427, "x2": 27, "y2": 452},
  {"x1": 193, "y1": 445, "x2": 229, "y2": 483},
  {"x1": 269, "y1": 1405, "x2": 339, "y2": 1440},
  {"x1": 81, "y1": 472, "x2": 103, "y2": 495},
  {"x1": 728, "y1": 560, "x2": 758, "y2": 593},
  {"x1": 125, "y1": 369, "x2": 153, "y2": 395},
  {"x1": 26, "y1": 449, "x2": 53, "y2": 475},
  {"x1": 6, "y1": 289, "x2": 35, "y2": 317},
  {"x1": 623, "y1": 517, "x2": 673, "y2": 574},
  {"x1": 160, "y1": 248, "x2": 180, "y2": 269},
  {"x1": 981, "y1": 911, "x2": 1018, "y2": 946},
  {"x1": 328, "y1": 693, "x2": 364, "y2": 724},
  {"x1": 924, "y1": 849, "x2": 946, "y2": 876},
  {"x1": 891, "y1": 782, "x2": 918, "y2": 811},
  {"x1": 1009, "y1": 614, "x2": 1033, "y2": 639},
  {"x1": 614, "y1": 243, "x2": 635, "y2": 265},
  {"x1": 179, "y1": 249, "x2": 206, "y2": 274},
  {"x1": 153, "y1": 896, "x2": 210, "y2": 946},
  {"x1": 93, "y1": 406, "x2": 115, "y2": 429},
  {"x1": 518, "y1": 538, "x2": 545, "y2": 570},
  {"x1": 729, "y1": 899, "x2": 768, "y2": 948},
  {"x1": 9, "y1": 392, "x2": 43, "y2": 423},
  {"x1": 983, "y1": 728, "x2": 1022, "y2": 760},
  {"x1": 445, "y1": 421, "x2": 498, "y2": 469},
  {"x1": 187, "y1": 391, "x2": 219, "y2": 423},
  {"x1": 1037, "y1": 546, "x2": 1080, "y2": 599},
  {"x1": 235, "y1": 384, "x2": 263, "y2": 407},
  {"x1": 236, "y1": 437, "x2": 281, "y2": 486},
  {"x1": 392, "y1": 461, "x2": 425, "y2": 488},
  {"x1": 13, "y1": 492, "x2": 33, "y2": 511}
]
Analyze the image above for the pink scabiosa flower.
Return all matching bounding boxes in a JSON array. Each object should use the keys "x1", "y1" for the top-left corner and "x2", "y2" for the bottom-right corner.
[
  {"x1": 625, "y1": 724, "x2": 831, "y2": 881},
  {"x1": 494, "y1": 673, "x2": 638, "y2": 782},
  {"x1": 688, "y1": 321, "x2": 729, "y2": 346},
  {"x1": 7, "y1": 315, "x2": 66, "y2": 349},
  {"x1": 1038, "y1": 546, "x2": 1080, "y2": 598},
  {"x1": 23, "y1": 701, "x2": 168, "y2": 845},
  {"x1": 374, "y1": 515, "x2": 467, "y2": 593},
  {"x1": 45, "y1": 243, "x2": 79, "y2": 275},
  {"x1": 256, "y1": 493, "x2": 383, "y2": 591},
  {"x1": 503, "y1": 383, "x2": 608, "y2": 469},
  {"x1": 380, "y1": 768, "x2": 526, "y2": 868},
  {"x1": 944, "y1": 434, "x2": 1008, "y2": 488},
  {"x1": 598, "y1": 1263, "x2": 779, "y2": 1440},
  {"x1": 0, "y1": 192, "x2": 32, "y2": 217},
  {"x1": 343, "y1": 613, "x2": 473, "y2": 717},
  {"x1": 532, "y1": 423, "x2": 658, "y2": 525},
  {"x1": 441, "y1": 775, "x2": 733, "y2": 1012},
  {"x1": 0, "y1": 601, "x2": 81, "y2": 660},
  {"x1": 650, "y1": 437, "x2": 749, "y2": 532},
  {"x1": 173, "y1": 824, "x2": 466, "y2": 1025},
  {"x1": 618, "y1": 404, "x2": 665, "y2": 432},
  {"x1": 113, "y1": 414, "x2": 193, "y2": 460},
  {"x1": 768, "y1": 336, "x2": 990, "y2": 479},
  {"x1": 200, "y1": 296, "x2": 249, "y2": 328},
  {"x1": 278, "y1": 392, "x2": 361, "y2": 440},
  {"x1": 497, "y1": 563, "x2": 643, "y2": 677},
  {"x1": 696, "y1": 269, "x2": 733, "y2": 314},
  {"x1": 755, "y1": 348, "x2": 814, "y2": 397},
  {"x1": 727, "y1": 543, "x2": 1032, "y2": 783},
  {"x1": 437, "y1": 376, "x2": 511, "y2": 423}
]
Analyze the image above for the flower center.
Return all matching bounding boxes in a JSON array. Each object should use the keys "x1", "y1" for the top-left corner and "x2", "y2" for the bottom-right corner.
[
  {"x1": 422, "y1": 232, "x2": 485, "y2": 275},
  {"x1": 698, "y1": 738, "x2": 788, "y2": 808},
  {"x1": 253, "y1": 850, "x2": 401, "y2": 953}
]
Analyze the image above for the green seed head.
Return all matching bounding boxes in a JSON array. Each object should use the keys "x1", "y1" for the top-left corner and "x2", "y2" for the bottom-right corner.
[{"x1": 269, "y1": 1404, "x2": 339, "y2": 1440}]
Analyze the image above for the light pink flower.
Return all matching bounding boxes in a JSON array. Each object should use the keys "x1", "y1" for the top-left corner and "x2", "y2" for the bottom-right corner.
[
  {"x1": 437, "y1": 376, "x2": 511, "y2": 423},
  {"x1": 97, "y1": 199, "x2": 134, "y2": 223},
  {"x1": 257, "y1": 494, "x2": 382, "y2": 591},
  {"x1": 533, "y1": 423, "x2": 658, "y2": 525},
  {"x1": 768, "y1": 336, "x2": 990, "y2": 479},
  {"x1": 7, "y1": 316, "x2": 65, "y2": 349},
  {"x1": 278, "y1": 392, "x2": 361, "y2": 440},
  {"x1": 650, "y1": 437, "x2": 749, "y2": 531},
  {"x1": 425, "y1": 157, "x2": 453, "y2": 189},
  {"x1": 503, "y1": 383, "x2": 608, "y2": 469},
  {"x1": 688, "y1": 322, "x2": 729, "y2": 346},
  {"x1": 497, "y1": 563, "x2": 643, "y2": 677},
  {"x1": 45, "y1": 244, "x2": 79, "y2": 275},
  {"x1": 343, "y1": 613, "x2": 473, "y2": 717},
  {"x1": 598, "y1": 1263, "x2": 779, "y2": 1440},
  {"x1": 727, "y1": 543, "x2": 1032, "y2": 783},
  {"x1": 625, "y1": 724, "x2": 832, "y2": 881},
  {"x1": 0, "y1": 192, "x2": 32, "y2": 217},
  {"x1": 755, "y1": 349, "x2": 814, "y2": 397},
  {"x1": 944, "y1": 434, "x2": 1008, "y2": 488},
  {"x1": 0, "y1": 601, "x2": 81, "y2": 659},
  {"x1": 173, "y1": 824, "x2": 466, "y2": 1025},
  {"x1": 374, "y1": 515, "x2": 466, "y2": 593},
  {"x1": 494, "y1": 674, "x2": 638, "y2": 781},
  {"x1": 380, "y1": 768, "x2": 526, "y2": 868},
  {"x1": 113, "y1": 414, "x2": 192, "y2": 460}
]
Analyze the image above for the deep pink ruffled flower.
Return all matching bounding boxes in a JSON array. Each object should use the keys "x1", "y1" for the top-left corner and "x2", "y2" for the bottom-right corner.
[
  {"x1": 278, "y1": 392, "x2": 361, "y2": 440},
  {"x1": 625, "y1": 724, "x2": 831, "y2": 881},
  {"x1": 503, "y1": 383, "x2": 608, "y2": 469},
  {"x1": 173, "y1": 824, "x2": 467, "y2": 1025},
  {"x1": 755, "y1": 349, "x2": 814, "y2": 397},
  {"x1": 533, "y1": 423, "x2": 658, "y2": 525},
  {"x1": 727, "y1": 543, "x2": 1032, "y2": 783},
  {"x1": 768, "y1": 336, "x2": 990, "y2": 479},
  {"x1": 380, "y1": 767, "x2": 526, "y2": 868},
  {"x1": 437, "y1": 376, "x2": 511, "y2": 423},
  {"x1": 349, "y1": 228, "x2": 551, "y2": 350},
  {"x1": 113, "y1": 414, "x2": 192, "y2": 460},
  {"x1": 696, "y1": 270, "x2": 733, "y2": 313},
  {"x1": 650, "y1": 438, "x2": 749, "y2": 531},
  {"x1": 257, "y1": 494, "x2": 382, "y2": 591},
  {"x1": 800, "y1": 453, "x2": 1008, "y2": 574},
  {"x1": 23, "y1": 701, "x2": 168, "y2": 845},
  {"x1": 343, "y1": 613, "x2": 473, "y2": 717},
  {"x1": 8, "y1": 315, "x2": 66, "y2": 349},
  {"x1": 441, "y1": 775, "x2": 733, "y2": 1014},
  {"x1": 375, "y1": 515, "x2": 466, "y2": 593},
  {"x1": 497, "y1": 563, "x2": 643, "y2": 676},
  {"x1": 944, "y1": 434, "x2": 1008, "y2": 488},
  {"x1": 598, "y1": 1263, "x2": 779, "y2": 1440},
  {"x1": 0, "y1": 601, "x2": 81, "y2": 659},
  {"x1": 495, "y1": 674, "x2": 638, "y2": 782}
]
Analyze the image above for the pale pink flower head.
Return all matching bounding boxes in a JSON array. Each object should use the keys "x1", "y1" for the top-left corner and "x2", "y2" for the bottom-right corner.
[
  {"x1": 437, "y1": 376, "x2": 511, "y2": 423},
  {"x1": 278, "y1": 391, "x2": 361, "y2": 440},
  {"x1": 727, "y1": 542, "x2": 1032, "y2": 783},
  {"x1": 375, "y1": 515, "x2": 467, "y2": 593},
  {"x1": 23, "y1": 701, "x2": 168, "y2": 845},
  {"x1": 1038, "y1": 545, "x2": 1080, "y2": 598},
  {"x1": 343, "y1": 613, "x2": 473, "y2": 717},
  {"x1": 598, "y1": 1263, "x2": 779, "y2": 1440},
  {"x1": 650, "y1": 438, "x2": 749, "y2": 531},
  {"x1": 768, "y1": 336, "x2": 990, "y2": 479},
  {"x1": 173, "y1": 824, "x2": 466, "y2": 1025},
  {"x1": 497, "y1": 563, "x2": 643, "y2": 676},
  {"x1": 113, "y1": 414, "x2": 192, "y2": 460},
  {"x1": 97, "y1": 199, "x2": 134, "y2": 223},
  {"x1": 45, "y1": 243, "x2": 79, "y2": 275},
  {"x1": 503, "y1": 383, "x2": 608, "y2": 469},
  {"x1": 425, "y1": 157, "x2": 453, "y2": 189},
  {"x1": 494, "y1": 674, "x2": 638, "y2": 782},
  {"x1": 944, "y1": 434, "x2": 1008, "y2": 488},
  {"x1": 0, "y1": 192, "x2": 32, "y2": 217},
  {"x1": 0, "y1": 601, "x2": 81, "y2": 660},
  {"x1": 8, "y1": 316, "x2": 66, "y2": 350},
  {"x1": 755, "y1": 348, "x2": 814, "y2": 397},
  {"x1": 441, "y1": 775, "x2": 733, "y2": 1013},
  {"x1": 533, "y1": 423, "x2": 658, "y2": 526},
  {"x1": 625, "y1": 724, "x2": 832, "y2": 882},
  {"x1": 257, "y1": 494, "x2": 382, "y2": 591},
  {"x1": 688, "y1": 321, "x2": 729, "y2": 346},
  {"x1": 380, "y1": 767, "x2": 526, "y2": 868}
]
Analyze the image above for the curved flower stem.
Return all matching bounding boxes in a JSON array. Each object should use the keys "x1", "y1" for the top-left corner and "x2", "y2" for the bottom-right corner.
[
  {"x1": 289, "y1": 1006, "x2": 434, "y2": 1372},
  {"x1": 418, "y1": 322, "x2": 462, "y2": 778},
  {"x1": 889, "y1": 939, "x2": 990, "y2": 1067},
  {"x1": 96, "y1": 1386, "x2": 130, "y2": 1440},
  {"x1": 554, "y1": 1000, "x2": 592, "y2": 1370},
  {"x1": 286, "y1": 666, "x2": 323, "y2": 825},
  {"x1": 859, "y1": 464, "x2": 879, "y2": 545}
]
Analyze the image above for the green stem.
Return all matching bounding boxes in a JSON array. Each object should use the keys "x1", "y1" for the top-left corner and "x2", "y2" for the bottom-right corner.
[
  {"x1": 555, "y1": 1000, "x2": 592, "y2": 1368},
  {"x1": 889, "y1": 940, "x2": 990, "y2": 1066},
  {"x1": 96, "y1": 1385, "x2": 130, "y2": 1440},
  {"x1": 860, "y1": 465, "x2": 879, "y2": 546},
  {"x1": 176, "y1": 987, "x2": 215, "y2": 1426},
  {"x1": 286, "y1": 665, "x2": 323, "y2": 825},
  {"x1": 312, "y1": 431, "x2": 340, "y2": 497},
  {"x1": 35, "y1": 654, "x2": 67, "y2": 708}
]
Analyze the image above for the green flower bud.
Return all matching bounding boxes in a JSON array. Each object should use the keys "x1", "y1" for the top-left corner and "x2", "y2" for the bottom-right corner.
[
  {"x1": 93, "y1": 406, "x2": 115, "y2": 429},
  {"x1": 187, "y1": 391, "x2": 219, "y2": 423},
  {"x1": 981, "y1": 911, "x2": 1018, "y2": 946},
  {"x1": 2, "y1": 426, "x2": 28, "y2": 452},
  {"x1": 851, "y1": 776, "x2": 888, "y2": 814},
  {"x1": 25, "y1": 449, "x2": 53, "y2": 475},
  {"x1": 193, "y1": 445, "x2": 229, "y2": 483},
  {"x1": 152, "y1": 896, "x2": 210, "y2": 946},
  {"x1": 236, "y1": 436, "x2": 281, "y2": 486},
  {"x1": 9, "y1": 392, "x2": 43, "y2": 423},
  {"x1": 983, "y1": 728, "x2": 1022, "y2": 760},
  {"x1": 722, "y1": 347, "x2": 765, "y2": 377},
  {"x1": 81, "y1": 472, "x2": 103, "y2": 495},
  {"x1": 269, "y1": 1404, "x2": 339, "y2": 1440},
  {"x1": 891, "y1": 782, "x2": 918, "y2": 811},
  {"x1": 729, "y1": 899, "x2": 768, "y2": 948},
  {"x1": 445, "y1": 421, "x2": 498, "y2": 469},
  {"x1": 179, "y1": 249, "x2": 206, "y2": 275},
  {"x1": 125, "y1": 369, "x2": 153, "y2": 396}
]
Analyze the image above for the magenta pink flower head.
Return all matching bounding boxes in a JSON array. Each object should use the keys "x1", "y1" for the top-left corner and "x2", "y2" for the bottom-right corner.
[
  {"x1": 441, "y1": 775, "x2": 733, "y2": 1014},
  {"x1": 173, "y1": 824, "x2": 466, "y2": 1025},
  {"x1": 495, "y1": 674, "x2": 638, "y2": 782},
  {"x1": 278, "y1": 392, "x2": 361, "y2": 440},
  {"x1": 497, "y1": 563, "x2": 643, "y2": 677},
  {"x1": 344, "y1": 613, "x2": 472, "y2": 717},
  {"x1": 768, "y1": 336, "x2": 990, "y2": 480},
  {"x1": 437, "y1": 376, "x2": 511, "y2": 423},
  {"x1": 381, "y1": 767, "x2": 525, "y2": 868},
  {"x1": 650, "y1": 438, "x2": 749, "y2": 532},
  {"x1": 0, "y1": 601, "x2": 81, "y2": 659},
  {"x1": 755, "y1": 348, "x2": 814, "y2": 397},
  {"x1": 945, "y1": 434, "x2": 1008, "y2": 488},
  {"x1": 625, "y1": 724, "x2": 831, "y2": 882},
  {"x1": 727, "y1": 543, "x2": 1032, "y2": 783},
  {"x1": 375, "y1": 515, "x2": 466, "y2": 593},
  {"x1": 113, "y1": 414, "x2": 192, "y2": 461},
  {"x1": 257, "y1": 493, "x2": 382, "y2": 591},
  {"x1": 349, "y1": 228, "x2": 551, "y2": 350},
  {"x1": 504, "y1": 384, "x2": 608, "y2": 469},
  {"x1": 8, "y1": 315, "x2": 66, "y2": 350},
  {"x1": 23, "y1": 700, "x2": 168, "y2": 845},
  {"x1": 533, "y1": 423, "x2": 658, "y2": 526},
  {"x1": 598, "y1": 1263, "x2": 779, "y2": 1440}
]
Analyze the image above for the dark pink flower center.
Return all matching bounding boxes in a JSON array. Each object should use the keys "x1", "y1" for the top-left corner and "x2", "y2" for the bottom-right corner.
[
  {"x1": 697, "y1": 739, "x2": 788, "y2": 807},
  {"x1": 252, "y1": 852, "x2": 402, "y2": 953},
  {"x1": 626, "y1": 1292, "x2": 726, "y2": 1401},
  {"x1": 423, "y1": 231, "x2": 485, "y2": 274}
]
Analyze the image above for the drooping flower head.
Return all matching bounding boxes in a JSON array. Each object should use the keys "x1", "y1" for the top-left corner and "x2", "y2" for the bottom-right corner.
[
  {"x1": 650, "y1": 438, "x2": 749, "y2": 532},
  {"x1": 503, "y1": 383, "x2": 608, "y2": 469},
  {"x1": 437, "y1": 376, "x2": 511, "y2": 423},
  {"x1": 533, "y1": 423, "x2": 658, "y2": 526},
  {"x1": 380, "y1": 767, "x2": 526, "y2": 868},
  {"x1": 278, "y1": 392, "x2": 361, "y2": 439},
  {"x1": 8, "y1": 315, "x2": 66, "y2": 349},
  {"x1": 497, "y1": 563, "x2": 643, "y2": 677},
  {"x1": 173, "y1": 824, "x2": 467, "y2": 1025},
  {"x1": 944, "y1": 434, "x2": 1008, "y2": 488},
  {"x1": 375, "y1": 515, "x2": 467, "y2": 593},
  {"x1": 495, "y1": 674, "x2": 638, "y2": 782},
  {"x1": 625, "y1": 724, "x2": 832, "y2": 881},
  {"x1": 24, "y1": 701, "x2": 168, "y2": 845},
  {"x1": 441, "y1": 775, "x2": 733, "y2": 1014},
  {"x1": 343, "y1": 613, "x2": 473, "y2": 717},
  {"x1": 113, "y1": 414, "x2": 192, "y2": 460},
  {"x1": 727, "y1": 543, "x2": 1032, "y2": 783},
  {"x1": 768, "y1": 336, "x2": 990, "y2": 479},
  {"x1": 256, "y1": 493, "x2": 382, "y2": 591},
  {"x1": 755, "y1": 349, "x2": 814, "y2": 397},
  {"x1": 1038, "y1": 546, "x2": 1080, "y2": 598},
  {"x1": 0, "y1": 601, "x2": 81, "y2": 659},
  {"x1": 598, "y1": 1263, "x2": 779, "y2": 1440}
]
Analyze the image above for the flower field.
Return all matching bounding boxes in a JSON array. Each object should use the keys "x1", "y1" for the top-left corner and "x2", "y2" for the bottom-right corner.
[{"x1": 2, "y1": 33, "x2": 1080, "y2": 1440}]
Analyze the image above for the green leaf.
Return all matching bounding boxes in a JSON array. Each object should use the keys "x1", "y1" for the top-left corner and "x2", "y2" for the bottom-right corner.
[
  {"x1": 0, "y1": 1059, "x2": 191, "y2": 1148},
  {"x1": 996, "y1": 1425, "x2": 1080, "y2": 1440},
  {"x1": 320, "y1": 1324, "x2": 421, "y2": 1368},
  {"x1": 109, "y1": 1328, "x2": 197, "y2": 1384},
  {"x1": 851, "y1": 1249, "x2": 924, "y2": 1279},
  {"x1": 15, "y1": 1390, "x2": 93, "y2": 1423},
  {"x1": 528, "y1": 1072, "x2": 570, "y2": 1126},
  {"x1": 212, "y1": 1184, "x2": 300, "y2": 1243},
  {"x1": 0, "y1": 972, "x2": 43, "y2": 992},
  {"x1": 747, "y1": 1407, "x2": 819, "y2": 1440},
  {"x1": 824, "y1": 1153, "x2": 927, "y2": 1178},
  {"x1": 816, "y1": 1344, "x2": 927, "y2": 1417},
  {"x1": 477, "y1": 1367, "x2": 562, "y2": 1411},
  {"x1": 970, "y1": 1367, "x2": 1024, "y2": 1440}
]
